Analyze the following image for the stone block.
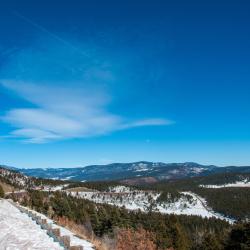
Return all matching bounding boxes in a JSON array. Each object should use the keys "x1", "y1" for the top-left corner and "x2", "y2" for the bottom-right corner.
[
  {"x1": 60, "y1": 235, "x2": 71, "y2": 248},
  {"x1": 52, "y1": 228, "x2": 61, "y2": 237}
]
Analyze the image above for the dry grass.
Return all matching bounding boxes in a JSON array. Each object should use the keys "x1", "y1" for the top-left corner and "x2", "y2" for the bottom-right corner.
[
  {"x1": 0, "y1": 181, "x2": 15, "y2": 193},
  {"x1": 54, "y1": 216, "x2": 112, "y2": 250}
]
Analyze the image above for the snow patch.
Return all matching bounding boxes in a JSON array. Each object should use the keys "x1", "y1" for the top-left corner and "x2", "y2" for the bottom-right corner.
[
  {"x1": 190, "y1": 167, "x2": 205, "y2": 173},
  {"x1": 200, "y1": 179, "x2": 250, "y2": 188}
]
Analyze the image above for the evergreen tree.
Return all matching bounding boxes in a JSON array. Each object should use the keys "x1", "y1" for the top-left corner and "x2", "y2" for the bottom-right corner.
[
  {"x1": 199, "y1": 233, "x2": 223, "y2": 250},
  {"x1": 225, "y1": 223, "x2": 250, "y2": 250}
]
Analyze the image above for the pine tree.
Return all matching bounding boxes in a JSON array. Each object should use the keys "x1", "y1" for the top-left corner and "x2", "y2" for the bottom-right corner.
[
  {"x1": 199, "y1": 233, "x2": 222, "y2": 250},
  {"x1": 225, "y1": 223, "x2": 250, "y2": 250}
]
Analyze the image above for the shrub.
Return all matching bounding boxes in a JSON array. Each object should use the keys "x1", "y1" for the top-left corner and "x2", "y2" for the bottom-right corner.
[{"x1": 0, "y1": 184, "x2": 5, "y2": 198}]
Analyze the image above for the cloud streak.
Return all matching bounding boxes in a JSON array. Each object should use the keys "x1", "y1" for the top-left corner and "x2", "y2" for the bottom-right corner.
[{"x1": 0, "y1": 37, "x2": 172, "y2": 143}]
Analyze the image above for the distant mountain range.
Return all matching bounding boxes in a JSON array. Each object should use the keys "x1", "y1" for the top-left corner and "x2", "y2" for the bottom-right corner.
[{"x1": 13, "y1": 161, "x2": 250, "y2": 182}]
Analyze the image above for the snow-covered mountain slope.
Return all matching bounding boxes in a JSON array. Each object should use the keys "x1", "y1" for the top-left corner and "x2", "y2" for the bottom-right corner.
[
  {"x1": 19, "y1": 161, "x2": 250, "y2": 182},
  {"x1": 0, "y1": 166, "x2": 70, "y2": 192},
  {"x1": 73, "y1": 186, "x2": 161, "y2": 211},
  {"x1": 0, "y1": 199, "x2": 63, "y2": 250},
  {"x1": 68, "y1": 185, "x2": 234, "y2": 223},
  {"x1": 0, "y1": 199, "x2": 94, "y2": 250},
  {"x1": 177, "y1": 192, "x2": 234, "y2": 223},
  {"x1": 0, "y1": 167, "x2": 34, "y2": 188}
]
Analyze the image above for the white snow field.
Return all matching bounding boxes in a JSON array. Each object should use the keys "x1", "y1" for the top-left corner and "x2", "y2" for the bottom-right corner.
[
  {"x1": 0, "y1": 199, "x2": 63, "y2": 250},
  {"x1": 0, "y1": 199, "x2": 94, "y2": 250},
  {"x1": 68, "y1": 185, "x2": 234, "y2": 223}
]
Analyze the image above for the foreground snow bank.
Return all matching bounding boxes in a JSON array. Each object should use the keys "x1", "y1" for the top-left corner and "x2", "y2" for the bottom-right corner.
[
  {"x1": 0, "y1": 199, "x2": 94, "y2": 250},
  {"x1": 0, "y1": 199, "x2": 62, "y2": 250}
]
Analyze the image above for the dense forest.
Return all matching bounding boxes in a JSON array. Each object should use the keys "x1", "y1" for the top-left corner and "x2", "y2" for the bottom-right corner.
[
  {"x1": 195, "y1": 188, "x2": 250, "y2": 221},
  {"x1": 66, "y1": 173, "x2": 250, "y2": 221},
  {"x1": 149, "y1": 174, "x2": 250, "y2": 221},
  {"x1": 9, "y1": 189, "x2": 250, "y2": 250},
  {"x1": 65, "y1": 180, "x2": 121, "y2": 191}
]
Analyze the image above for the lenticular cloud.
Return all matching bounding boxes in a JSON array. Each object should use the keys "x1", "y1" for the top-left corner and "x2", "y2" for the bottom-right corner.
[{"x1": 0, "y1": 37, "x2": 171, "y2": 143}]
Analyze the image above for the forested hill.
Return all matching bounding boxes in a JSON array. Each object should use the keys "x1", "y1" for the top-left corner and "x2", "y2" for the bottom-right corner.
[
  {"x1": 72, "y1": 172, "x2": 250, "y2": 221},
  {"x1": 13, "y1": 161, "x2": 250, "y2": 182},
  {"x1": 0, "y1": 166, "x2": 71, "y2": 190}
]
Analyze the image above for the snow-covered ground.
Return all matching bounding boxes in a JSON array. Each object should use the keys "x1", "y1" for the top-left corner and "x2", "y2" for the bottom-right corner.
[
  {"x1": 177, "y1": 192, "x2": 234, "y2": 223},
  {"x1": 200, "y1": 179, "x2": 250, "y2": 188},
  {"x1": 0, "y1": 199, "x2": 62, "y2": 250},
  {"x1": 26, "y1": 208, "x2": 94, "y2": 250},
  {"x1": 71, "y1": 187, "x2": 160, "y2": 211},
  {"x1": 68, "y1": 185, "x2": 234, "y2": 223},
  {"x1": 41, "y1": 184, "x2": 69, "y2": 192},
  {"x1": 156, "y1": 191, "x2": 221, "y2": 218},
  {"x1": 0, "y1": 199, "x2": 94, "y2": 250},
  {"x1": 108, "y1": 185, "x2": 135, "y2": 193}
]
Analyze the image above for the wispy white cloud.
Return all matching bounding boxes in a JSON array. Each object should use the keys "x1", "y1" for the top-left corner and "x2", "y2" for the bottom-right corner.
[
  {"x1": 1, "y1": 81, "x2": 172, "y2": 143},
  {"x1": 0, "y1": 37, "x2": 172, "y2": 143}
]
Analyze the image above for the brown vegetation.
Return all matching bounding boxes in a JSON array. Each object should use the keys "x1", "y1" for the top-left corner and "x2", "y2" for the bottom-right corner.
[
  {"x1": 54, "y1": 217, "x2": 159, "y2": 250},
  {"x1": 54, "y1": 216, "x2": 109, "y2": 250},
  {"x1": 115, "y1": 228, "x2": 158, "y2": 250},
  {"x1": 0, "y1": 180, "x2": 15, "y2": 193}
]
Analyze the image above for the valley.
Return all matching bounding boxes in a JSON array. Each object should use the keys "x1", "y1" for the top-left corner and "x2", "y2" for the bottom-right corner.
[
  {"x1": 1, "y1": 164, "x2": 250, "y2": 250},
  {"x1": 68, "y1": 186, "x2": 234, "y2": 223}
]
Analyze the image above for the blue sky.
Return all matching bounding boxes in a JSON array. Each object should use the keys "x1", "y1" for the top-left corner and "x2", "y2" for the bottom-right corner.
[{"x1": 0, "y1": 0, "x2": 250, "y2": 168}]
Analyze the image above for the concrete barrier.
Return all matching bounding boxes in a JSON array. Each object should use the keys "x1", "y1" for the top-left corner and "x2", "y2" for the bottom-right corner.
[
  {"x1": 36, "y1": 216, "x2": 42, "y2": 224},
  {"x1": 13, "y1": 202, "x2": 85, "y2": 250},
  {"x1": 41, "y1": 218, "x2": 47, "y2": 224},
  {"x1": 59, "y1": 235, "x2": 71, "y2": 248},
  {"x1": 52, "y1": 228, "x2": 61, "y2": 237}
]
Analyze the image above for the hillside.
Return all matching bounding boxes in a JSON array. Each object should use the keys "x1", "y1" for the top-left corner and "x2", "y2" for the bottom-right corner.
[
  {"x1": 74, "y1": 172, "x2": 250, "y2": 221},
  {"x1": 0, "y1": 166, "x2": 35, "y2": 189},
  {"x1": 67, "y1": 185, "x2": 234, "y2": 223},
  {"x1": 1, "y1": 165, "x2": 250, "y2": 249},
  {"x1": 0, "y1": 166, "x2": 72, "y2": 195}
]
